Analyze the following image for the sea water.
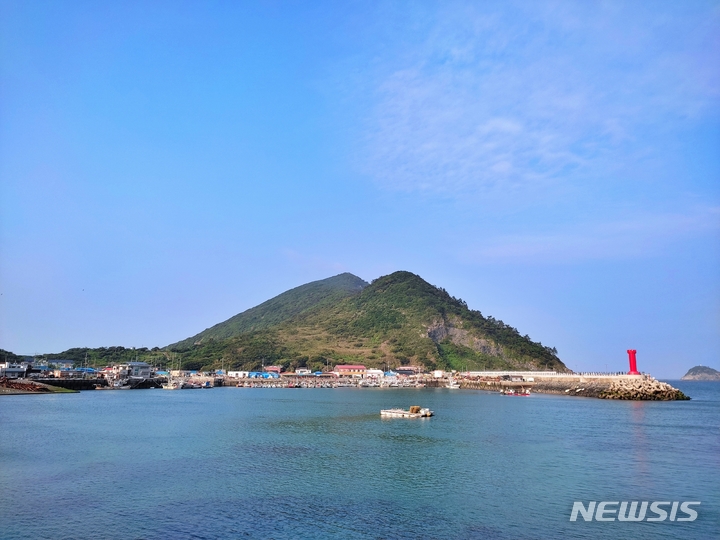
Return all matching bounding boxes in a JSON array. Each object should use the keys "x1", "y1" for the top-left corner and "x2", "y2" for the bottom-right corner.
[{"x1": 1, "y1": 382, "x2": 718, "y2": 539}]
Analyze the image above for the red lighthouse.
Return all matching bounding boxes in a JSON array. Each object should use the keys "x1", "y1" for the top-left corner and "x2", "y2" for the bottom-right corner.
[{"x1": 627, "y1": 349, "x2": 640, "y2": 375}]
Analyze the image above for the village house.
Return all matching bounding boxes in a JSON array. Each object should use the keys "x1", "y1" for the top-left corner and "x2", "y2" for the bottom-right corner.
[
  {"x1": 334, "y1": 365, "x2": 367, "y2": 378},
  {"x1": 52, "y1": 361, "x2": 75, "y2": 369},
  {"x1": 113, "y1": 362, "x2": 152, "y2": 378},
  {"x1": 264, "y1": 366, "x2": 282, "y2": 374},
  {"x1": 0, "y1": 362, "x2": 27, "y2": 378},
  {"x1": 53, "y1": 369, "x2": 84, "y2": 378}
]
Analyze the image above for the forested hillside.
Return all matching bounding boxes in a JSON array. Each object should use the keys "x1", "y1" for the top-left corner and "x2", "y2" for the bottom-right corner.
[{"x1": 168, "y1": 271, "x2": 567, "y2": 373}]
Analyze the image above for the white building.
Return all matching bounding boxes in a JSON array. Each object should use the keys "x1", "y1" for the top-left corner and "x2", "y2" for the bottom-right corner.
[
  {"x1": 0, "y1": 362, "x2": 26, "y2": 378},
  {"x1": 113, "y1": 362, "x2": 152, "y2": 378}
]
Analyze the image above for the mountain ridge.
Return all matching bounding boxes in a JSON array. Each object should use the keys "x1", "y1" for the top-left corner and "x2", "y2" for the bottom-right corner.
[
  {"x1": 169, "y1": 270, "x2": 568, "y2": 373},
  {"x1": 169, "y1": 272, "x2": 368, "y2": 349}
]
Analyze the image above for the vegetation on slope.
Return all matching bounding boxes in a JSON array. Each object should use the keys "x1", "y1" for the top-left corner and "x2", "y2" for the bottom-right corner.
[
  {"x1": 12, "y1": 271, "x2": 566, "y2": 374},
  {"x1": 169, "y1": 273, "x2": 368, "y2": 349},
  {"x1": 169, "y1": 271, "x2": 566, "y2": 373},
  {"x1": 1, "y1": 349, "x2": 28, "y2": 362},
  {"x1": 41, "y1": 346, "x2": 168, "y2": 368}
]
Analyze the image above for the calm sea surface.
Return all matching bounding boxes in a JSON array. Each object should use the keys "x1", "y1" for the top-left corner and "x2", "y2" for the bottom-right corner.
[{"x1": 1, "y1": 381, "x2": 718, "y2": 539}]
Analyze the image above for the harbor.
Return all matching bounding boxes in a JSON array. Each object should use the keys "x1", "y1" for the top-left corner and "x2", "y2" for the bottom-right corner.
[
  {"x1": 1, "y1": 370, "x2": 689, "y2": 400},
  {"x1": 1, "y1": 379, "x2": 716, "y2": 540},
  {"x1": 0, "y1": 352, "x2": 690, "y2": 400}
]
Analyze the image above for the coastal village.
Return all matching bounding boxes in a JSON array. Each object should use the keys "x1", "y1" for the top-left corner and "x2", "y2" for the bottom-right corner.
[{"x1": 0, "y1": 356, "x2": 689, "y2": 400}]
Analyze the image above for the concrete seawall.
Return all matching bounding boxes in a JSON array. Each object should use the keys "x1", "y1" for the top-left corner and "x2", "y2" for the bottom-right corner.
[{"x1": 34, "y1": 378, "x2": 108, "y2": 391}]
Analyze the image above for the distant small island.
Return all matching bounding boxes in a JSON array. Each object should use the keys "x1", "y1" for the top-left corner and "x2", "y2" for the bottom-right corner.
[{"x1": 681, "y1": 366, "x2": 720, "y2": 381}]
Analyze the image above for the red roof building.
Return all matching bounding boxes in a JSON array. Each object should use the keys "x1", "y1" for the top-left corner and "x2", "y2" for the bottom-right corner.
[
  {"x1": 264, "y1": 366, "x2": 282, "y2": 373},
  {"x1": 335, "y1": 365, "x2": 367, "y2": 377}
]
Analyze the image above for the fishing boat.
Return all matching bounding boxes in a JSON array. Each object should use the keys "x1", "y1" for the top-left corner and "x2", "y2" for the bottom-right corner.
[
  {"x1": 96, "y1": 381, "x2": 131, "y2": 390},
  {"x1": 162, "y1": 371, "x2": 182, "y2": 390},
  {"x1": 162, "y1": 380, "x2": 182, "y2": 390},
  {"x1": 446, "y1": 377, "x2": 460, "y2": 389},
  {"x1": 380, "y1": 406, "x2": 434, "y2": 418},
  {"x1": 163, "y1": 356, "x2": 183, "y2": 390}
]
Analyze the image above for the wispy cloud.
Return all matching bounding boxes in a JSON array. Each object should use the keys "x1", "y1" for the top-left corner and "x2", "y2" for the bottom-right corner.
[
  {"x1": 359, "y1": 1, "x2": 720, "y2": 199},
  {"x1": 463, "y1": 206, "x2": 720, "y2": 263}
]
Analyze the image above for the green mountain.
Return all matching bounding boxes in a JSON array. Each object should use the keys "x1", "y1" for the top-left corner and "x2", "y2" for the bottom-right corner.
[
  {"x1": 681, "y1": 365, "x2": 720, "y2": 381},
  {"x1": 169, "y1": 271, "x2": 568, "y2": 373},
  {"x1": 169, "y1": 272, "x2": 369, "y2": 349}
]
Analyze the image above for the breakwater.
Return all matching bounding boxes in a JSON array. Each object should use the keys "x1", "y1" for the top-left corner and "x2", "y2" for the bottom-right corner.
[
  {"x1": 461, "y1": 375, "x2": 689, "y2": 400},
  {"x1": 532, "y1": 377, "x2": 689, "y2": 400},
  {"x1": 602, "y1": 378, "x2": 690, "y2": 400}
]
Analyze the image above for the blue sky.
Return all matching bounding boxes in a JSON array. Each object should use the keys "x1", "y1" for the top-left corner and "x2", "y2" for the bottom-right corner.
[{"x1": 1, "y1": 1, "x2": 718, "y2": 377}]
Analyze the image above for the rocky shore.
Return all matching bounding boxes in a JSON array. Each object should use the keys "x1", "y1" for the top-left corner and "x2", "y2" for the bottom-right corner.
[{"x1": 533, "y1": 377, "x2": 689, "y2": 400}]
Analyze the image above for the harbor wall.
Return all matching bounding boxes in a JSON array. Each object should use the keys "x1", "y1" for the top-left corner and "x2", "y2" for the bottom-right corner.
[
  {"x1": 34, "y1": 378, "x2": 107, "y2": 391},
  {"x1": 461, "y1": 375, "x2": 689, "y2": 400},
  {"x1": 531, "y1": 377, "x2": 689, "y2": 400}
]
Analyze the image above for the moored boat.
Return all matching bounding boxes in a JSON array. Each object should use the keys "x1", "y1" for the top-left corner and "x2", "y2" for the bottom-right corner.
[{"x1": 380, "y1": 406, "x2": 434, "y2": 418}]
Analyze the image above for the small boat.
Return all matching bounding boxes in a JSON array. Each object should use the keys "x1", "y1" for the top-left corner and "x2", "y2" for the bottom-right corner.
[
  {"x1": 380, "y1": 406, "x2": 434, "y2": 418},
  {"x1": 109, "y1": 380, "x2": 132, "y2": 390},
  {"x1": 446, "y1": 378, "x2": 460, "y2": 389},
  {"x1": 96, "y1": 383, "x2": 130, "y2": 390}
]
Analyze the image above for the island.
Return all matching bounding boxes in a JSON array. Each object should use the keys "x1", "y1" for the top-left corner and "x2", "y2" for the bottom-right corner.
[{"x1": 681, "y1": 366, "x2": 720, "y2": 381}]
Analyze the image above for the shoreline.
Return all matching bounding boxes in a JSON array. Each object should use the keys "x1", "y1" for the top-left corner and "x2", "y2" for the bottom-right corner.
[{"x1": 1, "y1": 374, "x2": 690, "y2": 400}]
